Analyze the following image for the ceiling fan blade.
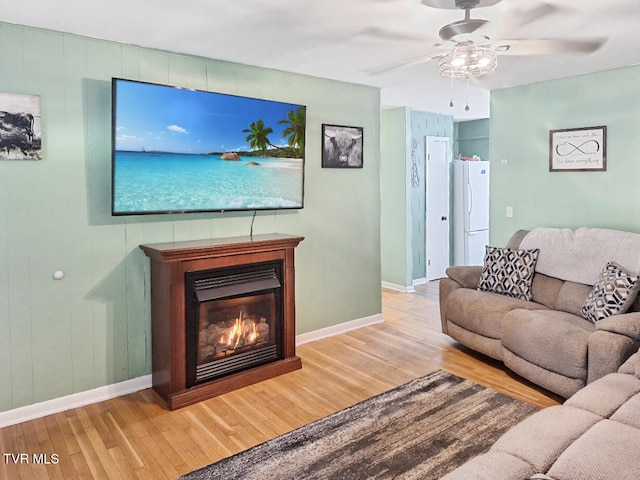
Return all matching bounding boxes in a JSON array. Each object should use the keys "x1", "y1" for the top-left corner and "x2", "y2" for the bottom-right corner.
[
  {"x1": 496, "y1": 37, "x2": 607, "y2": 56},
  {"x1": 368, "y1": 52, "x2": 446, "y2": 75},
  {"x1": 497, "y1": 2, "x2": 569, "y2": 39},
  {"x1": 358, "y1": 26, "x2": 431, "y2": 44}
]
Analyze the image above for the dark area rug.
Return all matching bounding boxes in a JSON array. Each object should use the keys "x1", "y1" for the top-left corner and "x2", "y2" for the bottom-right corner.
[{"x1": 177, "y1": 370, "x2": 538, "y2": 479}]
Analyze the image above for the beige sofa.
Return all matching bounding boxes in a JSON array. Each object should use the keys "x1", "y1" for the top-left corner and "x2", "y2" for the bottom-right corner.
[
  {"x1": 442, "y1": 349, "x2": 640, "y2": 479},
  {"x1": 439, "y1": 227, "x2": 640, "y2": 398}
]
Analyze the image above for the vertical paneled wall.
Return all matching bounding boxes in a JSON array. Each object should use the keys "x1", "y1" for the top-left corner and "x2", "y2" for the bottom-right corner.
[
  {"x1": 409, "y1": 110, "x2": 454, "y2": 283},
  {"x1": 0, "y1": 23, "x2": 382, "y2": 411}
]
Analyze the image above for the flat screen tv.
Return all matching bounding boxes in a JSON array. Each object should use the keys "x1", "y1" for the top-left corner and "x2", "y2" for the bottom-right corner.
[{"x1": 111, "y1": 78, "x2": 306, "y2": 215}]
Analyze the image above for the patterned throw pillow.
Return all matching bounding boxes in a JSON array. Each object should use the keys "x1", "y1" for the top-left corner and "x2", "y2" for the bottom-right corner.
[
  {"x1": 581, "y1": 262, "x2": 640, "y2": 323},
  {"x1": 477, "y1": 246, "x2": 539, "y2": 301}
]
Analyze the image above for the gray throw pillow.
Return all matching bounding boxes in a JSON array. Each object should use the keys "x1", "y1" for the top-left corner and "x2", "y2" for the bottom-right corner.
[
  {"x1": 477, "y1": 246, "x2": 539, "y2": 301},
  {"x1": 581, "y1": 261, "x2": 640, "y2": 323}
]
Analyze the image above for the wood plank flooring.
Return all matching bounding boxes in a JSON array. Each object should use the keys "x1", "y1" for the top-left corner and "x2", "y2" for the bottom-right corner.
[{"x1": 0, "y1": 288, "x2": 562, "y2": 479}]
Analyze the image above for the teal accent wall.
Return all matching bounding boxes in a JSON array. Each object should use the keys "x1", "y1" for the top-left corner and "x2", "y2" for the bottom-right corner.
[
  {"x1": 410, "y1": 110, "x2": 454, "y2": 282},
  {"x1": 490, "y1": 65, "x2": 640, "y2": 246},
  {"x1": 455, "y1": 119, "x2": 490, "y2": 160},
  {"x1": 0, "y1": 23, "x2": 381, "y2": 411}
]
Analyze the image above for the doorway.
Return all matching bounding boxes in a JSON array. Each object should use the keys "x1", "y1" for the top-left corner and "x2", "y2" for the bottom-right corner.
[{"x1": 425, "y1": 136, "x2": 451, "y2": 281}]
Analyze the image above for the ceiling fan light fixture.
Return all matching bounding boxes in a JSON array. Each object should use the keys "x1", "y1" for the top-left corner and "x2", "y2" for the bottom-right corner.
[
  {"x1": 477, "y1": 56, "x2": 492, "y2": 67},
  {"x1": 437, "y1": 45, "x2": 497, "y2": 79}
]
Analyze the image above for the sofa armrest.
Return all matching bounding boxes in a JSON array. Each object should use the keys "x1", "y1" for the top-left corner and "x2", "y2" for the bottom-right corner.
[
  {"x1": 445, "y1": 265, "x2": 483, "y2": 290},
  {"x1": 595, "y1": 312, "x2": 640, "y2": 341},
  {"x1": 439, "y1": 266, "x2": 482, "y2": 335},
  {"x1": 588, "y1": 313, "x2": 640, "y2": 384}
]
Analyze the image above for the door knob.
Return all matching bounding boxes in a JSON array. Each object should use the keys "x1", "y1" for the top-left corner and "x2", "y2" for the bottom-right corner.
[{"x1": 441, "y1": 216, "x2": 448, "y2": 221}]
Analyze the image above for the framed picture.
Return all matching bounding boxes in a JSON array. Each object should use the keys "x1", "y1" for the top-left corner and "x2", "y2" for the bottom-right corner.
[
  {"x1": 549, "y1": 126, "x2": 606, "y2": 172},
  {"x1": 322, "y1": 124, "x2": 363, "y2": 168},
  {"x1": 0, "y1": 92, "x2": 42, "y2": 160}
]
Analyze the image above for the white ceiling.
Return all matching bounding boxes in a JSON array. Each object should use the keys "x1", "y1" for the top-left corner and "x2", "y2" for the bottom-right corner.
[{"x1": 4, "y1": 0, "x2": 640, "y2": 120}]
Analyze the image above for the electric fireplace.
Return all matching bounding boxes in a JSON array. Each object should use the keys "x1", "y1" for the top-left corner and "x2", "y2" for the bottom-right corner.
[
  {"x1": 185, "y1": 262, "x2": 284, "y2": 387},
  {"x1": 140, "y1": 234, "x2": 303, "y2": 410}
]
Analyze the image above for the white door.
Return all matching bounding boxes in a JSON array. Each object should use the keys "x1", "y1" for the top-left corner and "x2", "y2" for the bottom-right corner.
[{"x1": 426, "y1": 136, "x2": 451, "y2": 281}]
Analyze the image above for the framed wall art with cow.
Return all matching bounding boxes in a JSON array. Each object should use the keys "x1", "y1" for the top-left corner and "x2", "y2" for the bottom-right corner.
[
  {"x1": 0, "y1": 92, "x2": 42, "y2": 161},
  {"x1": 321, "y1": 124, "x2": 363, "y2": 168}
]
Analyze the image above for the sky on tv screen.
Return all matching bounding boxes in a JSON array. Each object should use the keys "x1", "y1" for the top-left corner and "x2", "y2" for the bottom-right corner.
[{"x1": 113, "y1": 79, "x2": 303, "y2": 155}]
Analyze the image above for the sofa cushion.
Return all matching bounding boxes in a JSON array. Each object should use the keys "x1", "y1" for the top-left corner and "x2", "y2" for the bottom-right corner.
[
  {"x1": 447, "y1": 289, "x2": 547, "y2": 340},
  {"x1": 447, "y1": 322, "x2": 504, "y2": 360},
  {"x1": 503, "y1": 349, "x2": 586, "y2": 399},
  {"x1": 610, "y1": 390, "x2": 640, "y2": 429},
  {"x1": 502, "y1": 310, "x2": 594, "y2": 380},
  {"x1": 491, "y1": 405, "x2": 602, "y2": 474},
  {"x1": 581, "y1": 262, "x2": 640, "y2": 323},
  {"x1": 546, "y1": 420, "x2": 640, "y2": 480},
  {"x1": 555, "y1": 281, "x2": 591, "y2": 316},
  {"x1": 618, "y1": 349, "x2": 640, "y2": 377},
  {"x1": 565, "y1": 372, "x2": 640, "y2": 418},
  {"x1": 530, "y1": 273, "x2": 563, "y2": 309},
  {"x1": 439, "y1": 451, "x2": 537, "y2": 480},
  {"x1": 477, "y1": 246, "x2": 539, "y2": 301}
]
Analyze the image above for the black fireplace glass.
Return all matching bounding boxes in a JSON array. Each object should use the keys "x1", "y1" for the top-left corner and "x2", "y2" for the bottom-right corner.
[{"x1": 185, "y1": 261, "x2": 284, "y2": 387}]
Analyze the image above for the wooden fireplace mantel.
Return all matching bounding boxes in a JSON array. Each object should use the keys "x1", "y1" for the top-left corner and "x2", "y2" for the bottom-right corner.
[{"x1": 140, "y1": 233, "x2": 304, "y2": 410}]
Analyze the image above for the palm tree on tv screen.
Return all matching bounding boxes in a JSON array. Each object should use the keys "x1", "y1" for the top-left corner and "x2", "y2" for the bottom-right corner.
[
  {"x1": 279, "y1": 106, "x2": 305, "y2": 158},
  {"x1": 243, "y1": 119, "x2": 273, "y2": 155}
]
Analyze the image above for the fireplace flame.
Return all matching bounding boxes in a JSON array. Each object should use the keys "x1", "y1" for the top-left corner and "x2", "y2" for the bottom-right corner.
[
  {"x1": 248, "y1": 322, "x2": 258, "y2": 343},
  {"x1": 219, "y1": 310, "x2": 262, "y2": 352}
]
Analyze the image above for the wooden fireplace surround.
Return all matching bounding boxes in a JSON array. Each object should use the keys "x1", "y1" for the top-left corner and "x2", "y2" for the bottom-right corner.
[{"x1": 140, "y1": 233, "x2": 304, "y2": 410}]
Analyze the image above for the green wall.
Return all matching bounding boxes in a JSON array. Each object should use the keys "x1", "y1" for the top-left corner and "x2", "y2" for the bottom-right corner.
[
  {"x1": 490, "y1": 65, "x2": 640, "y2": 246},
  {"x1": 0, "y1": 23, "x2": 382, "y2": 411},
  {"x1": 380, "y1": 108, "x2": 411, "y2": 287}
]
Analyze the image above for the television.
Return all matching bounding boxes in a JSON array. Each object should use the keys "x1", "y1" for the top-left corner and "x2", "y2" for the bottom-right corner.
[{"x1": 111, "y1": 78, "x2": 306, "y2": 215}]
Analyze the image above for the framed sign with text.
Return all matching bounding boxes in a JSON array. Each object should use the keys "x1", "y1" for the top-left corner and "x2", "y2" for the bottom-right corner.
[{"x1": 549, "y1": 126, "x2": 606, "y2": 172}]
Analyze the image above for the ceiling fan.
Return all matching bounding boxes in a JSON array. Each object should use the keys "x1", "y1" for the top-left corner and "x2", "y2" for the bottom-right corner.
[{"x1": 373, "y1": 0, "x2": 606, "y2": 77}]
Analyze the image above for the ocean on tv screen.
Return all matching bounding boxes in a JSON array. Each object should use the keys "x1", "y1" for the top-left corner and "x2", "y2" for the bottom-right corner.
[{"x1": 112, "y1": 151, "x2": 303, "y2": 214}]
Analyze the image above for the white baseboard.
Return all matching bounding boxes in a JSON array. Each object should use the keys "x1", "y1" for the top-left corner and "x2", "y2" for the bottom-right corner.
[
  {"x1": 0, "y1": 315, "x2": 385, "y2": 427},
  {"x1": 0, "y1": 375, "x2": 152, "y2": 428},
  {"x1": 296, "y1": 314, "x2": 384, "y2": 346},
  {"x1": 381, "y1": 281, "x2": 415, "y2": 293},
  {"x1": 413, "y1": 278, "x2": 427, "y2": 286}
]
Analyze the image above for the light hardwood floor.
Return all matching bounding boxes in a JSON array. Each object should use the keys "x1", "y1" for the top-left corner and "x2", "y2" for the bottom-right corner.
[{"x1": 0, "y1": 288, "x2": 562, "y2": 479}]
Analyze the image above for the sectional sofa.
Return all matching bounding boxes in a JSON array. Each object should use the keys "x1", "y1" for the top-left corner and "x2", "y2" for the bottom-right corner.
[
  {"x1": 439, "y1": 227, "x2": 640, "y2": 398},
  {"x1": 442, "y1": 347, "x2": 640, "y2": 479}
]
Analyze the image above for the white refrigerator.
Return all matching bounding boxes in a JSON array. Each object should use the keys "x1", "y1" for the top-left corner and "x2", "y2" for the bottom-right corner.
[{"x1": 452, "y1": 160, "x2": 490, "y2": 266}]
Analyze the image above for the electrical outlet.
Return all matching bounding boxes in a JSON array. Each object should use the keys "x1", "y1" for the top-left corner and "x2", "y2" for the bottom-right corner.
[{"x1": 506, "y1": 206, "x2": 514, "y2": 218}]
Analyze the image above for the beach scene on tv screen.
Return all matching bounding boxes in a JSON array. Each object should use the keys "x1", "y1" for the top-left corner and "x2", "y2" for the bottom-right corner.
[{"x1": 112, "y1": 79, "x2": 305, "y2": 214}]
